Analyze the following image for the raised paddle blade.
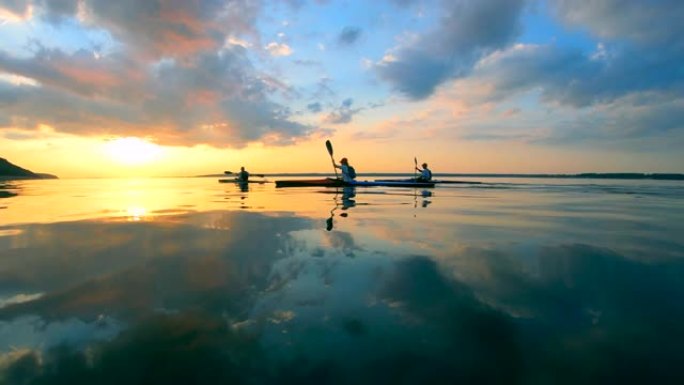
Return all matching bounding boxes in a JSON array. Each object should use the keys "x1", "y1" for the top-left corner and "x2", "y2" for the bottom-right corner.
[
  {"x1": 224, "y1": 171, "x2": 233, "y2": 175},
  {"x1": 325, "y1": 140, "x2": 339, "y2": 179}
]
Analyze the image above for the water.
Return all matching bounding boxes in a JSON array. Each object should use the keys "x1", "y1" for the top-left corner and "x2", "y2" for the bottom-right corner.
[{"x1": 1, "y1": 176, "x2": 683, "y2": 384}]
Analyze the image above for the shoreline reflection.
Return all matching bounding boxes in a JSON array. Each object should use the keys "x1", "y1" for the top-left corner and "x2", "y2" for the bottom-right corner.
[{"x1": 0, "y1": 182, "x2": 19, "y2": 199}]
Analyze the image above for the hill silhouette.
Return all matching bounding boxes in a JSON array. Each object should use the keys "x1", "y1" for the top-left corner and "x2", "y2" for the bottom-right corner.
[{"x1": 0, "y1": 157, "x2": 57, "y2": 179}]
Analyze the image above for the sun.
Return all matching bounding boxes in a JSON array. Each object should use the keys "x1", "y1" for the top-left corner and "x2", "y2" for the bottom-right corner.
[{"x1": 104, "y1": 137, "x2": 163, "y2": 165}]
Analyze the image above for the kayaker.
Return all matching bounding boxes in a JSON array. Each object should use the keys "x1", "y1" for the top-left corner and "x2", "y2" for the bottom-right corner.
[
  {"x1": 415, "y1": 163, "x2": 432, "y2": 182},
  {"x1": 237, "y1": 166, "x2": 249, "y2": 182},
  {"x1": 334, "y1": 157, "x2": 356, "y2": 182}
]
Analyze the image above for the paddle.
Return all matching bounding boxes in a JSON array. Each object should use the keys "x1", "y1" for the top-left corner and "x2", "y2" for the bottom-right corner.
[
  {"x1": 326, "y1": 140, "x2": 339, "y2": 179},
  {"x1": 414, "y1": 157, "x2": 418, "y2": 180},
  {"x1": 224, "y1": 170, "x2": 265, "y2": 178}
]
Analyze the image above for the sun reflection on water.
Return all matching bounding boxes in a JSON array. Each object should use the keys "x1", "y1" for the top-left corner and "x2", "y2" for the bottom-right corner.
[{"x1": 126, "y1": 206, "x2": 147, "y2": 221}]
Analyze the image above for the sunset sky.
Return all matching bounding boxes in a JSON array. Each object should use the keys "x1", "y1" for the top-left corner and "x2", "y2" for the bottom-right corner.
[{"x1": 1, "y1": 0, "x2": 682, "y2": 177}]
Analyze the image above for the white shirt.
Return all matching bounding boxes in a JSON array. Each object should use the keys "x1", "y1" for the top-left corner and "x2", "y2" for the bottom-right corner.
[{"x1": 336, "y1": 164, "x2": 354, "y2": 182}]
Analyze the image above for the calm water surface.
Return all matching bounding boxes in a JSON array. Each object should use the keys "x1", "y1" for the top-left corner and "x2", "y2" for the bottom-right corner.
[{"x1": 1, "y1": 176, "x2": 683, "y2": 384}]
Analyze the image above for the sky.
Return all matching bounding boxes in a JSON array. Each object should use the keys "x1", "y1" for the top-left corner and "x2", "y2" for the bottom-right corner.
[{"x1": 0, "y1": 0, "x2": 682, "y2": 177}]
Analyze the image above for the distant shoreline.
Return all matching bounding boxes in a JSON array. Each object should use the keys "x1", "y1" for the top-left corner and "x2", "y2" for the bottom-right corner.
[
  {"x1": 195, "y1": 172, "x2": 684, "y2": 181},
  {"x1": 0, "y1": 174, "x2": 59, "y2": 181},
  {"x1": 0, "y1": 157, "x2": 58, "y2": 180}
]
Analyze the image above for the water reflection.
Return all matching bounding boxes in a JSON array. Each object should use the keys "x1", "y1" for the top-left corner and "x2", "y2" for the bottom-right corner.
[
  {"x1": 418, "y1": 189, "x2": 432, "y2": 208},
  {"x1": 220, "y1": 180, "x2": 252, "y2": 210},
  {"x1": 0, "y1": 199, "x2": 683, "y2": 383},
  {"x1": 238, "y1": 180, "x2": 249, "y2": 192},
  {"x1": 326, "y1": 187, "x2": 356, "y2": 231},
  {"x1": 0, "y1": 182, "x2": 19, "y2": 199}
]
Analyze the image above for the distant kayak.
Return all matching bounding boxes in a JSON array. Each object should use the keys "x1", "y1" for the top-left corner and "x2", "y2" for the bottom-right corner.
[
  {"x1": 275, "y1": 178, "x2": 435, "y2": 188},
  {"x1": 218, "y1": 179, "x2": 268, "y2": 184},
  {"x1": 375, "y1": 178, "x2": 482, "y2": 185}
]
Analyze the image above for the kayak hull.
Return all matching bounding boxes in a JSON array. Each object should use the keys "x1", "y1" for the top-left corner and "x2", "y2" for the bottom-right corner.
[
  {"x1": 375, "y1": 178, "x2": 482, "y2": 185},
  {"x1": 275, "y1": 178, "x2": 435, "y2": 188}
]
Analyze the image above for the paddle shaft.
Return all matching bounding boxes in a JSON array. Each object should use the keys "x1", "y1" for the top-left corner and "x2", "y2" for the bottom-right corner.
[{"x1": 414, "y1": 157, "x2": 417, "y2": 179}]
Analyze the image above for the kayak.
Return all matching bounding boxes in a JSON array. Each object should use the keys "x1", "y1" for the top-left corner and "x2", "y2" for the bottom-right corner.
[
  {"x1": 275, "y1": 178, "x2": 435, "y2": 188},
  {"x1": 218, "y1": 179, "x2": 268, "y2": 184},
  {"x1": 375, "y1": 178, "x2": 482, "y2": 185}
]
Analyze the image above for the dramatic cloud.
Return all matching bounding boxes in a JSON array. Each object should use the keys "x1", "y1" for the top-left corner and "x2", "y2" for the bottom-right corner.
[
  {"x1": 418, "y1": 0, "x2": 684, "y2": 145},
  {"x1": 0, "y1": 1, "x2": 322, "y2": 147},
  {"x1": 0, "y1": 47, "x2": 145, "y2": 99},
  {"x1": 376, "y1": 0, "x2": 526, "y2": 99},
  {"x1": 0, "y1": 1, "x2": 260, "y2": 59},
  {"x1": 83, "y1": 0, "x2": 261, "y2": 59},
  {"x1": 0, "y1": 45, "x2": 313, "y2": 146}
]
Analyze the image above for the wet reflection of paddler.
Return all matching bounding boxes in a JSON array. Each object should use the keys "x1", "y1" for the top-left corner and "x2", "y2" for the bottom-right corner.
[
  {"x1": 341, "y1": 186, "x2": 356, "y2": 211},
  {"x1": 421, "y1": 190, "x2": 432, "y2": 208},
  {"x1": 326, "y1": 186, "x2": 357, "y2": 231}
]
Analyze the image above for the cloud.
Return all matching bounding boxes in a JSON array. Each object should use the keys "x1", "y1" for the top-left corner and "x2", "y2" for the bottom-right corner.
[
  {"x1": 0, "y1": 46, "x2": 314, "y2": 146},
  {"x1": 0, "y1": 1, "x2": 30, "y2": 18},
  {"x1": 312, "y1": 77, "x2": 335, "y2": 99},
  {"x1": 0, "y1": 47, "x2": 145, "y2": 99},
  {"x1": 375, "y1": 0, "x2": 526, "y2": 99},
  {"x1": 444, "y1": 1, "x2": 684, "y2": 145},
  {"x1": 84, "y1": 0, "x2": 243, "y2": 58},
  {"x1": 14, "y1": 0, "x2": 262, "y2": 60},
  {"x1": 0, "y1": 1, "x2": 323, "y2": 147},
  {"x1": 324, "y1": 98, "x2": 362, "y2": 124},
  {"x1": 537, "y1": 93, "x2": 684, "y2": 145},
  {"x1": 553, "y1": 0, "x2": 684, "y2": 47},
  {"x1": 473, "y1": 39, "x2": 683, "y2": 106},
  {"x1": 34, "y1": 0, "x2": 79, "y2": 24},
  {"x1": 337, "y1": 26, "x2": 361, "y2": 47},
  {"x1": 306, "y1": 102, "x2": 322, "y2": 113},
  {"x1": 265, "y1": 42, "x2": 293, "y2": 57}
]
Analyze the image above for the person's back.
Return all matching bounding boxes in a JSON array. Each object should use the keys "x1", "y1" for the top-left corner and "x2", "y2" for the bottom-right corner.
[
  {"x1": 238, "y1": 167, "x2": 249, "y2": 182},
  {"x1": 417, "y1": 163, "x2": 432, "y2": 182},
  {"x1": 335, "y1": 158, "x2": 356, "y2": 183},
  {"x1": 340, "y1": 164, "x2": 354, "y2": 183}
]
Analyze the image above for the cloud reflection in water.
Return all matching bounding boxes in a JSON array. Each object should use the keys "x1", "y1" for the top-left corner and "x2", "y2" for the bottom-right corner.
[{"x1": 0, "y1": 209, "x2": 682, "y2": 384}]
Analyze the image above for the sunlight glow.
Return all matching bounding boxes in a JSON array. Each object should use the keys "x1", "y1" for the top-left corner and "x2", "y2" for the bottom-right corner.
[
  {"x1": 104, "y1": 137, "x2": 163, "y2": 165},
  {"x1": 126, "y1": 206, "x2": 147, "y2": 221}
]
